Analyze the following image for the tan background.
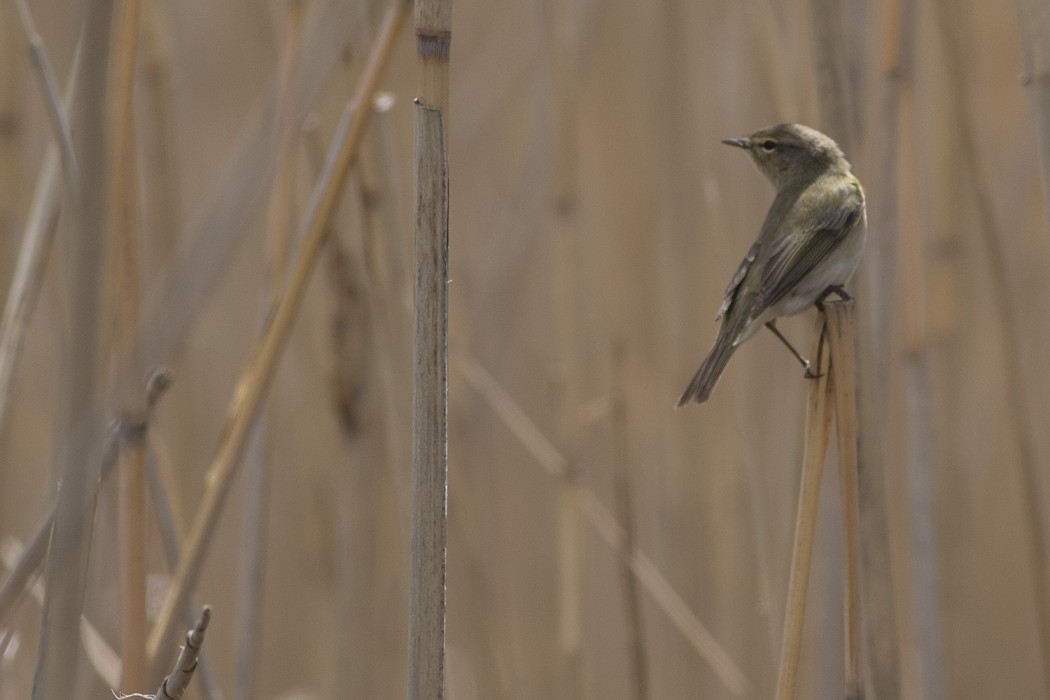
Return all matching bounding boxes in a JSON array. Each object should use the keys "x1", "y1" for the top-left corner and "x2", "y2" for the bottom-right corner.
[{"x1": 1, "y1": 0, "x2": 1049, "y2": 698}]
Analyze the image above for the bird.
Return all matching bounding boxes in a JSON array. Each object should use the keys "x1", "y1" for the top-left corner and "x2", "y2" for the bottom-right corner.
[{"x1": 677, "y1": 123, "x2": 866, "y2": 406}]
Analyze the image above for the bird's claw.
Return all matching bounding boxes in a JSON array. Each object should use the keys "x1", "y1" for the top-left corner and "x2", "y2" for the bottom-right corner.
[
  {"x1": 815, "y1": 285, "x2": 851, "y2": 311},
  {"x1": 803, "y1": 362, "x2": 823, "y2": 380}
]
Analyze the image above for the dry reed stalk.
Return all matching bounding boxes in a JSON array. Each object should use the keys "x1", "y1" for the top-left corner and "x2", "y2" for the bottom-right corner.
[
  {"x1": 748, "y1": 2, "x2": 800, "y2": 117},
  {"x1": 808, "y1": 0, "x2": 856, "y2": 151},
  {"x1": 232, "y1": 5, "x2": 304, "y2": 698},
  {"x1": 13, "y1": 0, "x2": 77, "y2": 185},
  {"x1": 262, "y1": 0, "x2": 304, "y2": 288},
  {"x1": 774, "y1": 313, "x2": 833, "y2": 700},
  {"x1": 611, "y1": 343, "x2": 649, "y2": 700},
  {"x1": 0, "y1": 22, "x2": 81, "y2": 441},
  {"x1": 30, "y1": 0, "x2": 111, "y2": 695},
  {"x1": 852, "y1": 1, "x2": 912, "y2": 695},
  {"x1": 0, "y1": 153, "x2": 60, "y2": 437},
  {"x1": 354, "y1": 124, "x2": 412, "y2": 699},
  {"x1": 353, "y1": 105, "x2": 408, "y2": 462},
  {"x1": 455, "y1": 355, "x2": 751, "y2": 697},
  {"x1": 1017, "y1": 0, "x2": 1050, "y2": 225},
  {"x1": 932, "y1": 7, "x2": 1050, "y2": 693},
  {"x1": 807, "y1": 10, "x2": 861, "y2": 693},
  {"x1": 138, "y1": 370, "x2": 223, "y2": 700},
  {"x1": 145, "y1": 3, "x2": 411, "y2": 672},
  {"x1": 308, "y1": 99, "x2": 409, "y2": 696},
  {"x1": 105, "y1": 0, "x2": 146, "y2": 688},
  {"x1": 409, "y1": 0, "x2": 450, "y2": 694},
  {"x1": 150, "y1": 606, "x2": 211, "y2": 700},
  {"x1": 552, "y1": 224, "x2": 584, "y2": 698},
  {"x1": 148, "y1": 430, "x2": 186, "y2": 543},
  {"x1": 825, "y1": 301, "x2": 864, "y2": 698},
  {"x1": 539, "y1": 1, "x2": 584, "y2": 692},
  {"x1": 895, "y1": 69, "x2": 946, "y2": 699},
  {"x1": 117, "y1": 421, "x2": 148, "y2": 692},
  {"x1": 140, "y1": 0, "x2": 181, "y2": 259}
]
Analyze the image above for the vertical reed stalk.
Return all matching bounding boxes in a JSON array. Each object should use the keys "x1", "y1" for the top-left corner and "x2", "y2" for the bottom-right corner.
[
  {"x1": 540, "y1": 0, "x2": 584, "y2": 692},
  {"x1": 117, "y1": 419, "x2": 147, "y2": 691},
  {"x1": 611, "y1": 343, "x2": 649, "y2": 700},
  {"x1": 31, "y1": 1, "x2": 112, "y2": 696},
  {"x1": 0, "y1": 17, "x2": 81, "y2": 445},
  {"x1": 825, "y1": 301, "x2": 864, "y2": 699},
  {"x1": 140, "y1": 0, "x2": 180, "y2": 260},
  {"x1": 775, "y1": 314, "x2": 833, "y2": 700},
  {"x1": 854, "y1": 1, "x2": 913, "y2": 695},
  {"x1": 1017, "y1": 0, "x2": 1050, "y2": 228},
  {"x1": 409, "y1": 0, "x2": 450, "y2": 694},
  {"x1": 896, "y1": 74, "x2": 945, "y2": 699},
  {"x1": 139, "y1": 369, "x2": 221, "y2": 700},
  {"x1": 106, "y1": 0, "x2": 146, "y2": 689},
  {"x1": 808, "y1": 0, "x2": 856, "y2": 151},
  {"x1": 233, "y1": 4, "x2": 304, "y2": 697},
  {"x1": 14, "y1": 0, "x2": 78, "y2": 185}
]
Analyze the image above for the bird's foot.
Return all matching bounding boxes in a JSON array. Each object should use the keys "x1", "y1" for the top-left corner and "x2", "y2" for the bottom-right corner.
[
  {"x1": 803, "y1": 360, "x2": 823, "y2": 380},
  {"x1": 815, "y1": 285, "x2": 851, "y2": 311}
]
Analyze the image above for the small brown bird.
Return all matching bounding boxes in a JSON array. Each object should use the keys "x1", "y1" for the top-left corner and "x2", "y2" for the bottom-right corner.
[{"x1": 677, "y1": 123, "x2": 866, "y2": 406}]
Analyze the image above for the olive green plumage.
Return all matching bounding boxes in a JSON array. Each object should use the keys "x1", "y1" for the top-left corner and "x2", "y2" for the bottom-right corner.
[{"x1": 678, "y1": 123, "x2": 866, "y2": 406}]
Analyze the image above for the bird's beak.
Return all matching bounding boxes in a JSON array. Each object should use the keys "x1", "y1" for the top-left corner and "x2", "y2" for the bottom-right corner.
[{"x1": 721, "y1": 137, "x2": 751, "y2": 149}]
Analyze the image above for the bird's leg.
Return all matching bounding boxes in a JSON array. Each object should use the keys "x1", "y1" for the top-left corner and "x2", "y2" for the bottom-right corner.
[
  {"x1": 764, "y1": 321, "x2": 822, "y2": 379},
  {"x1": 815, "y1": 284, "x2": 851, "y2": 310}
]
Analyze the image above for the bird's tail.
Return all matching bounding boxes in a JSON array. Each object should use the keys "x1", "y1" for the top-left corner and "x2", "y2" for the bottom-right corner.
[{"x1": 676, "y1": 329, "x2": 739, "y2": 407}]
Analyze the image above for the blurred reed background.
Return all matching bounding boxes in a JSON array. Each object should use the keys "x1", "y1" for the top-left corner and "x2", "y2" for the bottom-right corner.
[{"x1": 1, "y1": 0, "x2": 1050, "y2": 698}]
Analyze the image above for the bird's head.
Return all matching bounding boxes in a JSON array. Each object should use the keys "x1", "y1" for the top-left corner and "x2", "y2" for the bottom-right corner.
[{"x1": 722, "y1": 123, "x2": 849, "y2": 190}]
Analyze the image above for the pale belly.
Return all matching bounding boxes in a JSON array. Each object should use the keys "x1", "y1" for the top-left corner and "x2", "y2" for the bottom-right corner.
[
  {"x1": 776, "y1": 219, "x2": 867, "y2": 316},
  {"x1": 735, "y1": 218, "x2": 867, "y2": 343}
]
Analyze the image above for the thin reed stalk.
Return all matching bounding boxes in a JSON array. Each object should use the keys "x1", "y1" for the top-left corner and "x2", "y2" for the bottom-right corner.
[
  {"x1": 853, "y1": 1, "x2": 913, "y2": 695},
  {"x1": 145, "y1": 3, "x2": 411, "y2": 672},
  {"x1": 807, "y1": 11, "x2": 861, "y2": 694},
  {"x1": 896, "y1": 72, "x2": 945, "y2": 699},
  {"x1": 808, "y1": 0, "x2": 857, "y2": 151},
  {"x1": 13, "y1": 0, "x2": 77, "y2": 184},
  {"x1": 117, "y1": 420, "x2": 148, "y2": 692},
  {"x1": 775, "y1": 314, "x2": 833, "y2": 700},
  {"x1": 30, "y1": 0, "x2": 111, "y2": 695},
  {"x1": 611, "y1": 343, "x2": 649, "y2": 700},
  {"x1": 140, "y1": 0, "x2": 181, "y2": 259},
  {"x1": 150, "y1": 606, "x2": 212, "y2": 700},
  {"x1": 408, "y1": 0, "x2": 451, "y2": 694},
  {"x1": 540, "y1": 0, "x2": 585, "y2": 693},
  {"x1": 138, "y1": 369, "x2": 221, "y2": 700},
  {"x1": 233, "y1": 4, "x2": 304, "y2": 698},
  {"x1": 1017, "y1": 0, "x2": 1050, "y2": 228},
  {"x1": 825, "y1": 301, "x2": 864, "y2": 699},
  {"x1": 0, "y1": 27, "x2": 81, "y2": 441},
  {"x1": 105, "y1": 0, "x2": 146, "y2": 688}
]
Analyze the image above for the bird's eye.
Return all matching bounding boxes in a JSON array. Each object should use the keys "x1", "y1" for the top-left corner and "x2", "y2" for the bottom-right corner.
[{"x1": 761, "y1": 139, "x2": 777, "y2": 152}]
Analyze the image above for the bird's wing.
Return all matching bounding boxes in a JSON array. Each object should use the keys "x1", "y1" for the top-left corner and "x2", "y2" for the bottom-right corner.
[
  {"x1": 715, "y1": 241, "x2": 759, "y2": 321},
  {"x1": 749, "y1": 179, "x2": 864, "y2": 320}
]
